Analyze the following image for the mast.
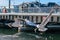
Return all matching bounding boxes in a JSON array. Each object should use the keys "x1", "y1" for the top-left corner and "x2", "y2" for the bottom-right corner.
[
  {"x1": 9, "y1": 0, "x2": 11, "y2": 12},
  {"x1": 9, "y1": 0, "x2": 11, "y2": 8}
]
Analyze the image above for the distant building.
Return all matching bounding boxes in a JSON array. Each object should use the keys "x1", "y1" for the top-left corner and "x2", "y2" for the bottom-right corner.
[
  {"x1": 12, "y1": 2, "x2": 60, "y2": 13},
  {"x1": 48, "y1": 2, "x2": 59, "y2": 7},
  {"x1": 40, "y1": 4, "x2": 47, "y2": 7},
  {"x1": 19, "y1": 1, "x2": 41, "y2": 13}
]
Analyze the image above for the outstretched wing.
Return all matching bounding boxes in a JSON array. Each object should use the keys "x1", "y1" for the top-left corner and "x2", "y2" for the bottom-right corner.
[{"x1": 37, "y1": 8, "x2": 54, "y2": 32}]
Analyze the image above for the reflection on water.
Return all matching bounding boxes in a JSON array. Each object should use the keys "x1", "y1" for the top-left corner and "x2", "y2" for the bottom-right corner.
[{"x1": 0, "y1": 28, "x2": 60, "y2": 40}]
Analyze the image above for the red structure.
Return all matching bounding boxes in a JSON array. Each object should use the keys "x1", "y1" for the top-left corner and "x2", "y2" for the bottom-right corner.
[{"x1": 2, "y1": 7, "x2": 7, "y2": 13}]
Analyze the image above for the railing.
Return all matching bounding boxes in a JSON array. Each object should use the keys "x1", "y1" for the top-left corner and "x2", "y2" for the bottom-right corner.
[{"x1": 0, "y1": 7, "x2": 60, "y2": 13}]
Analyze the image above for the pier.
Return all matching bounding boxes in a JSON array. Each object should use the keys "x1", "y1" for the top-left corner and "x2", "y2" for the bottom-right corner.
[{"x1": 0, "y1": 13, "x2": 60, "y2": 23}]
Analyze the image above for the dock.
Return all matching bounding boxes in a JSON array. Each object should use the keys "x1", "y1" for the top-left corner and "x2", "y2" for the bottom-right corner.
[{"x1": 0, "y1": 13, "x2": 60, "y2": 23}]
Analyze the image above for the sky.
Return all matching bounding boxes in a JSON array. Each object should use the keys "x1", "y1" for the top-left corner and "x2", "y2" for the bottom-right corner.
[{"x1": 0, "y1": 0, "x2": 60, "y2": 6}]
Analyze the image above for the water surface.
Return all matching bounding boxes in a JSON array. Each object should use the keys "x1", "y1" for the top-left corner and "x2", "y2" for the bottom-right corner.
[{"x1": 0, "y1": 27, "x2": 60, "y2": 40}]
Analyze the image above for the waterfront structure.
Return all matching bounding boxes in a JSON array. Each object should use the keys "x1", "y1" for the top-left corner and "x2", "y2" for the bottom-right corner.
[
  {"x1": 0, "y1": 2, "x2": 60, "y2": 23},
  {"x1": 0, "y1": 13, "x2": 60, "y2": 23}
]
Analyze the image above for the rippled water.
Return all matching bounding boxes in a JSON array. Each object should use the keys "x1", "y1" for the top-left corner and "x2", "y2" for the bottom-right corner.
[{"x1": 0, "y1": 28, "x2": 60, "y2": 40}]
